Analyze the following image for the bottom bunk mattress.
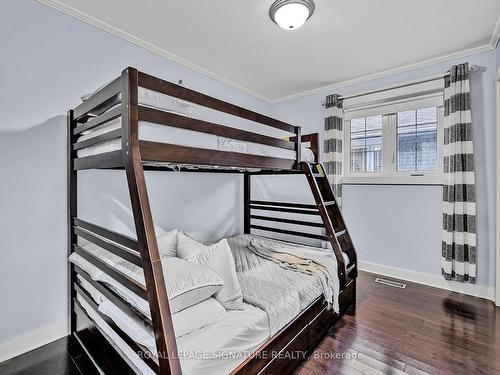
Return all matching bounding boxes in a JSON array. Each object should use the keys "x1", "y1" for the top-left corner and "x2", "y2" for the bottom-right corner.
[
  {"x1": 77, "y1": 290, "x2": 270, "y2": 375},
  {"x1": 71, "y1": 233, "x2": 342, "y2": 374}
]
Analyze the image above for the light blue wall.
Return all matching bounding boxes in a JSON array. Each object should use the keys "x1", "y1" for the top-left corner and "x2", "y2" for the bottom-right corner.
[
  {"x1": 0, "y1": 0, "x2": 273, "y2": 344},
  {"x1": 497, "y1": 42, "x2": 500, "y2": 76},
  {"x1": 272, "y1": 50, "x2": 498, "y2": 293}
]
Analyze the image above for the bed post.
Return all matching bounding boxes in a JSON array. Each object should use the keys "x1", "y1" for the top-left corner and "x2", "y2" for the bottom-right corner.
[
  {"x1": 243, "y1": 172, "x2": 251, "y2": 234},
  {"x1": 121, "y1": 67, "x2": 182, "y2": 375},
  {"x1": 67, "y1": 109, "x2": 77, "y2": 334},
  {"x1": 295, "y1": 126, "x2": 301, "y2": 167},
  {"x1": 310, "y1": 133, "x2": 319, "y2": 163}
]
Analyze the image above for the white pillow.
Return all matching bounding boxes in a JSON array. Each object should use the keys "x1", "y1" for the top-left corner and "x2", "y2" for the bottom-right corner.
[
  {"x1": 177, "y1": 233, "x2": 244, "y2": 310},
  {"x1": 157, "y1": 229, "x2": 178, "y2": 257},
  {"x1": 98, "y1": 297, "x2": 226, "y2": 354},
  {"x1": 77, "y1": 275, "x2": 227, "y2": 353},
  {"x1": 69, "y1": 245, "x2": 223, "y2": 314},
  {"x1": 162, "y1": 257, "x2": 223, "y2": 312}
]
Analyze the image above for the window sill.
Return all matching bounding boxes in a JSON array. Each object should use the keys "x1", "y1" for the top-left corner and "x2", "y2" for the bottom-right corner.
[{"x1": 341, "y1": 174, "x2": 445, "y2": 186}]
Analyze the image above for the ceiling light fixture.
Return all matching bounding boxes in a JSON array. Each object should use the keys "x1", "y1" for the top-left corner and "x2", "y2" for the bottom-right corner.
[{"x1": 269, "y1": 0, "x2": 315, "y2": 31}]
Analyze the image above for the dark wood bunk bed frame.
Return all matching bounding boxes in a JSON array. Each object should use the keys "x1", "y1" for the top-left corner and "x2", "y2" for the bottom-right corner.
[{"x1": 68, "y1": 67, "x2": 357, "y2": 375}]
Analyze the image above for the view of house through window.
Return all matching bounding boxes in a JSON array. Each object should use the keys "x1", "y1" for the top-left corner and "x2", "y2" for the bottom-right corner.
[
  {"x1": 350, "y1": 115, "x2": 382, "y2": 173},
  {"x1": 397, "y1": 107, "x2": 438, "y2": 172},
  {"x1": 348, "y1": 106, "x2": 440, "y2": 176}
]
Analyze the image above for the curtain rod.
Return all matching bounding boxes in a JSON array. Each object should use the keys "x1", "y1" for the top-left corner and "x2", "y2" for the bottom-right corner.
[{"x1": 321, "y1": 65, "x2": 479, "y2": 105}]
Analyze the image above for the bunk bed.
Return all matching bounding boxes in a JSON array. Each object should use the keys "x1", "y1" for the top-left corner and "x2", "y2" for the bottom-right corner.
[{"x1": 67, "y1": 67, "x2": 357, "y2": 375}]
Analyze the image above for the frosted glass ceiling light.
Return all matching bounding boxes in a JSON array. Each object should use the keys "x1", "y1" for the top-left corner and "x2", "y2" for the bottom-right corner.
[{"x1": 269, "y1": 0, "x2": 315, "y2": 30}]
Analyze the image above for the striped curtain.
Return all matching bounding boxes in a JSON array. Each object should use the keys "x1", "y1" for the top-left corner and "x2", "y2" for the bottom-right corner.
[
  {"x1": 441, "y1": 63, "x2": 476, "y2": 283},
  {"x1": 324, "y1": 94, "x2": 344, "y2": 206}
]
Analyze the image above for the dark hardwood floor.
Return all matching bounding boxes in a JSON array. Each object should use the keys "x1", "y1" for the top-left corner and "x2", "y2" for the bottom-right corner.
[
  {"x1": 295, "y1": 271, "x2": 500, "y2": 375},
  {"x1": 0, "y1": 336, "x2": 80, "y2": 375},
  {"x1": 1, "y1": 271, "x2": 498, "y2": 375}
]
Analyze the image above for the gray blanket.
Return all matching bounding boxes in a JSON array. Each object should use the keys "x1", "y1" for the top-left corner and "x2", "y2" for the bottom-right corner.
[{"x1": 227, "y1": 235, "x2": 340, "y2": 335}]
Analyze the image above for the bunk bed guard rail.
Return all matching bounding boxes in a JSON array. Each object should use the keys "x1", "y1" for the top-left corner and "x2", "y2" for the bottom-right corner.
[{"x1": 71, "y1": 67, "x2": 303, "y2": 171}]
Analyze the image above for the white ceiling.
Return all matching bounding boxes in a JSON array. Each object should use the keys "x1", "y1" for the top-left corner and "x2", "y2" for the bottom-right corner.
[{"x1": 42, "y1": 0, "x2": 500, "y2": 102}]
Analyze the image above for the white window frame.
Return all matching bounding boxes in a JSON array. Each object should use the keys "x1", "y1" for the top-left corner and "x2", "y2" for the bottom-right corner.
[{"x1": 342, "y1": 106, "x2": 445, "y2": 185}]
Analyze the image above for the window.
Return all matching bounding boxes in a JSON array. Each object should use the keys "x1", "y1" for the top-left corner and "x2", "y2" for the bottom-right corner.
[
  {"x1": 350, "y1": 116, "x2": 382, "y2": 173},
  {"x1": 344, "y1": 106, "x2": 444, "y2": 184},
  {"x1": 396, "y1": 107, "x2": 438, "y2": 172}
]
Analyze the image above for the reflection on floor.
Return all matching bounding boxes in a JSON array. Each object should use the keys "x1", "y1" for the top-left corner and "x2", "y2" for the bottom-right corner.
[{"x1": 295, "y1": 271, "x2": 500, "y2": 375}]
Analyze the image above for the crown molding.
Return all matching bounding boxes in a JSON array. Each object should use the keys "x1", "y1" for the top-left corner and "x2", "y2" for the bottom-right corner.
[
  {"x1": 38, "y1": 0, "x2": 500, "y2": 104},
  {"x1": 491, "y1": 13, "x2": 500, "y2": 49},
  {"x1": 37, "y1": 0, "x2": 273, "y2": 103},
  {"x1": 271, "y1": 42, "x2": 497, "y2": 103}
]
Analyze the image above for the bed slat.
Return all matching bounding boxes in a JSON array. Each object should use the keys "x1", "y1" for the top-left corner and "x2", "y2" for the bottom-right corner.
[
  {"x1": 250, "y1": 204, "x2": 321, "y2": 216},
  {"x1": 74, "y1": 78, "x2": 122, "y2": 120},
  {"x1": 74, "y1": 218, "x2": 138, "y2": 251},
  {"x1": 74, "y1": 106, "x2": 122, "y2": 135},
  {"x1": 249, "y1": 215, "x2": 324, "y2": 228},
  {"x1": 138, "y1": 106, "x2": 295, "y2": 151},
  {"x1": 75, "y1": 265, "x2": 152, "y2": 327},
  {"x1": 249, "y1": 200, "x2": 318, "y2": 210},
  {"x1": 74, "y1": 227, "x2": 142, "y2": 267},
  {"x1": 73, "y1": 128, "x2": 122, "y2": 151},
  {"x1": 74, "y1": 150, "x2": 124, "y2": 170},
  {"x1": 249, "y1": 224, "x2": 328, "y2": 240},
  {"x1": 73, "y1": 303, "x2": 142, "y2": 375},
  {"x1": 139, "y1": 141, "x2": 296, "y2": 170},
  {"x1": 138, "y1": 72, "x2": 297, "y2": 134},
  {"x1": 73, "y1": 284, "x2": 158, "y2": 373},
  {"x1": 73, "y1": 245, "x2": 148, "y2": 300}
]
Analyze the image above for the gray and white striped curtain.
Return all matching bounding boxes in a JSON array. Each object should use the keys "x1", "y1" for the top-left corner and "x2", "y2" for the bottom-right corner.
[
  {"x1": 442, "y1": 63, "x2": 476, "y2": 283},
  {"x1": 324, "y1": 94, "x2": 344, "y2": 206}
]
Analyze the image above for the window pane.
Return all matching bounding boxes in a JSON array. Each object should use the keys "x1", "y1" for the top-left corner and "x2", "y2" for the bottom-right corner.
[
  {"x1": 351, "y1": 149, "x2": 365, "y2": 172},
  {"x1": 351, "y1": 138, "x2": 365, "y2": 148},
  {"x1": 366, "y1": 116, "x2": 381, "y2": 130},
  {"x1": 417, "y1": 107, "x2": 437, "y2": 124},
  {"x1": 397, "y1": 132, "x2": 416, "y2": 172},
  {"x1": 416, "y1": 123, "x2": 437, "y2": 171},
  {"x1": 350, "y1": 118, "x2": 365, "y2": 132},
  {"x1": 397, "y1": 110, "x2": 415, "y2": 126},
  {"x1": 350, "y1": 116, "x2": 382, "y2": 173},
  {"x1": 397, "y1": 108, "x2": 437, "y2": 172}
]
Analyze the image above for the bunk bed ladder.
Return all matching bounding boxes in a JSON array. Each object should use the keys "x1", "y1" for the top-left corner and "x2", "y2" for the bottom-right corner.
[{"x1": 300, "y1": 162, "x2": 358, "y2": 289}]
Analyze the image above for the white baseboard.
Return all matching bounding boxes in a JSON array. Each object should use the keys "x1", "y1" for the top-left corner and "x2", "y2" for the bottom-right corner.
[
  {"x1": 358, "y1": 261, "x2": 495, "y2": 301},
  {"x1": 0, "y1": 320, "x2": 69, "y2": 363}
]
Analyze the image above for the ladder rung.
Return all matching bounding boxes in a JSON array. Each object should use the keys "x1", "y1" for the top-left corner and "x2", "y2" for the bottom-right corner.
[
  {"x1": 335, "y1": 229, "x2": 347, "y2": 237},
  {"x1": 346, "y1": 263, "x2": 356, "y2": 274},
  {"x1": 313, "y1": 173, "x2": 325, "y2": 178},
  {"x1": 324, "y1": 201, "x2": 335, "y2": 206}
]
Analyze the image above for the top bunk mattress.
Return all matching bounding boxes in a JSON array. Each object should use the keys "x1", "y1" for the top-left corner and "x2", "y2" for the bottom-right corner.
[{"x1": 76, "y1": 86, "x2": 315, "y2": 163}]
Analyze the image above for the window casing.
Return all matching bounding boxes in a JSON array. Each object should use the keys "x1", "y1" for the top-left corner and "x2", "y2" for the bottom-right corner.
[{"x1": 343, "y1": 106, "x2": 444, "y2": 185}]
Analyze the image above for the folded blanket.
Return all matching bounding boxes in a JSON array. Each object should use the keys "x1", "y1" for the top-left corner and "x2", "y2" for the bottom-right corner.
[
  {"x1": 228, "y1": 235, "x2": 340, "y2": 335},
  {"x1": 247, "y1": 237, "x2": 340, "y2": 313}
]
